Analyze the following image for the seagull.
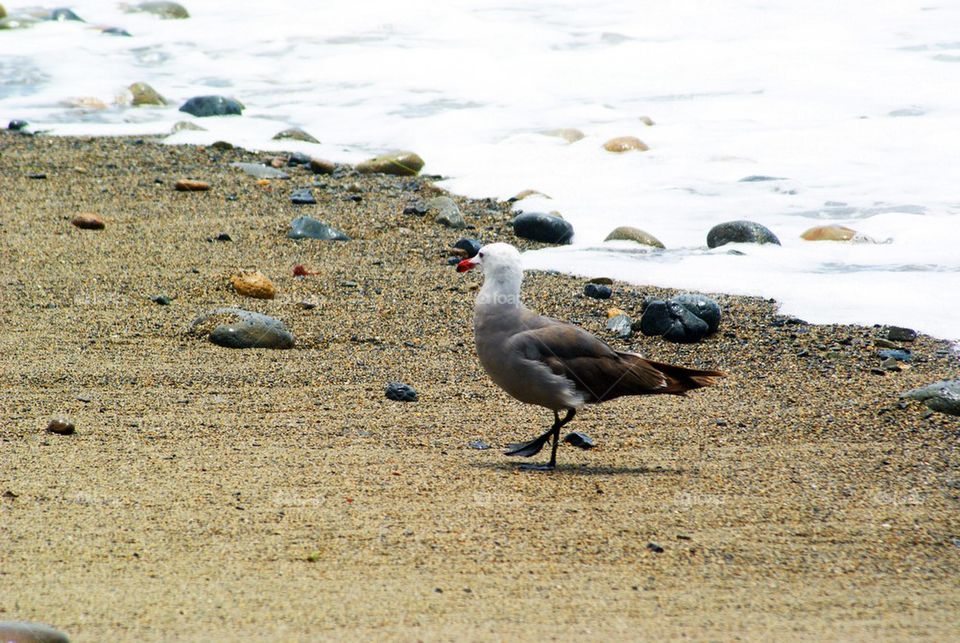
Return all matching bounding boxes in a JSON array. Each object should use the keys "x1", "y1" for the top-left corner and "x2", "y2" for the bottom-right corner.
[{"x1": 457, "y1": 242, "x2": 725, "y2": 470}]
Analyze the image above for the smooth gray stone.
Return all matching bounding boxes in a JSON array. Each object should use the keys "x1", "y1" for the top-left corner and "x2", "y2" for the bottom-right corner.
[
  {"x1": 230, "y1": 162, "x2": 289, "y2": 180},
  {"x1": 902, "y1": 380, "x2": 960, "y2": 416},
  {"x1": 179, "y1": 95, "x2": 243, "y2": 117},
  {"x1": 191, "y1": 308, "x2": 294, "y2": 349},
  {"x1": 0, "y1": 621, "x2": 70, "y2": 643},
  {"x1": 606, "y1": 314, "x2": 632, "y2": 338},
  {"x1": 672, "y1": 293, "x2": 722, "y2": 332},
  {"x1": 707, "y1": 220, "x2": 780, "y2": 248},
  {"x1": 287, "y1": 216, "x2": 350, "y2": 241},
  {"x1": 512, "y1": 212, "x2": 573, "y2": 244},
  {"x1": 428, "y1": 196, "x2": 466, "y2": 229}
]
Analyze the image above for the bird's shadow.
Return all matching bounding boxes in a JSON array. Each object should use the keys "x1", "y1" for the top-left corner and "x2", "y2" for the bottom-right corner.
[{"x1": 470, "y1": 461, "x2": 684, "y2": 476}]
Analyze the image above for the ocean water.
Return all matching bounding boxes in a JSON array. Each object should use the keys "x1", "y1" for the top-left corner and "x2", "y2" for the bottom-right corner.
[{"x1": 2, "y1": 0, "x2": 958, "y2": 340}]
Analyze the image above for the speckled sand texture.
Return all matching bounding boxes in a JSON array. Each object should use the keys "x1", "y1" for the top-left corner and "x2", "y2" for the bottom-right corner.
[{"x1": 1, "y1": 133, "x2": 958, "y2": 641}]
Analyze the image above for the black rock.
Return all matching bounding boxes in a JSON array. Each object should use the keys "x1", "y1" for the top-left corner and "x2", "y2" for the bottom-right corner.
[
  {"x1": 286, "y1": 151, "x2": 312, "y2": 167},
  {"x1": 706, "y1": 220, "x2": 781, "y2": 248},
  {"x1": 563, "y1": 432, "x2": 595, "y2": 450},
  {"x1": 640, "y1": 299, "x2": 710, "y2": 343},
  {"x1": 403, "y1": 203, "x2": 429, "y2": 216},
  {"x1": 671, "y1": 293, "x2": 722, "y2": 332},
  {"x1": 151, "y1": 295, "x2": 171, "y2": 305},
  {"x1": 287, "y1": 216, "x2": 350, "y2": 241},
  {"x1": 453, "y1": 237, "x2": 482, "y2": 258},
  {"x1": 385, "y1": 382, "x2": 418, "y2": 402},
  {"x1": 646, "y1": 542, "x2": 665, "y2": 554},
  {"x1": 214, "y1": 232, "x2": 232, "y2": 242},
  {"x1": 468, "y1": 439, "x2": 491, "y2": 450},
  {"x1": 50, "y1": 8, "x2": 84, "y2": 21},
  {"x1": 8, "y1": 120, "x2": 28, "y2": 131},
  {"x1": 512, "y1": 212, "x2": 574, "y2": 244},
  {"x1": 584, "y1": 283, "x2": 612, "y2": 299},
  {"x1": 290, "y1": 188, "x2": 317, "y2": 205},
  {"x1": 178, "y1": 95, "x2": 244, "y2": 117},
  {"x1": 883, "y1": 326, "x2": 917, "y2": 342}
]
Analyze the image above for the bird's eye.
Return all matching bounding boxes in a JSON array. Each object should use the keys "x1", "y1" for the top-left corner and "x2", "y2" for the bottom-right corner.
[{"x1": 478, "y1": 252, "x2": 484, "y2": 258}]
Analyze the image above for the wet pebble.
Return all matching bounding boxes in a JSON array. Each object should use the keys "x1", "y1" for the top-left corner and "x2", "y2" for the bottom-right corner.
[
  {"x1": 584, "y1": 283, "x2": 612, "y2": 299},
  {"x1": 125, "y1": 1, "x2": 189, "y2": 19},
  {"x1": 0, "y1": 621, "x2": 70, "y2": 643},
  {"x1": 230, "y1": 162, "x2": 289, "y2": 180},
  {"x1": 127, "y1": 81, "x2": 167, "y2": 106},
  {"x1": 671, "y1": 293, "x2": 722, "y2": 332},
  {"x1": 543, "y1": 128, "x2": 585, "y2": 143},
  {"x1": 639, "y1": 299, "x2": 710, "y2": 343},
  {"x1": 707, "y1": 220, "x2": 781, "y2": 248},
  {"x1": 883, "y1": 326, "x2": 917, "y2": 342},
  {"x1": 800, "y1": 224, "x2": 857, "y2": 241},
  {"x1": 192, "y1": 308, "x2": 294, "y2": 349},
  {"x1": 179, "y1": 95, "x2": 242, "y2": 117},
  {"x1": 604, "y1": 226, "x2": 664, "y2": 248},
  {"x1": 356, "y1": 151, "x2": 424, "y2": 176},
  {"x1": 513, "y1": 212, "x2": 573, "y2": 244},
  {"x1": 46, "y1": 417, "x2": 75, "y2": 435},
  {"x1": 385, "y1": 382, "x2": 418, "y2": 402},
  {"x1": 563, "y1": 432, "x2": 595, "y2": 449},
  {"x1": 603, "y1": 136, "x2": 649, "y2": 152},
  {"x1": 71, "y1": 213, "x2": 105, "y2": 230},
  {"x1": 309, "y1": 158, "x2": 336, "y2": 174},
  {"x1": 287, "y1": 216, "x2": 350, "y2": 241},
  {"x1": 290, "y1": 188, "x2": 317, "y2": 205},
  {"x1": 272, "y1": 127, "x2": 319, "y2": 144}
]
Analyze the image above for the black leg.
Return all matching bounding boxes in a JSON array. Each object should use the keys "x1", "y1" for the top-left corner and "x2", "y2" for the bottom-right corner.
[{"x1": 507, "y1": 408, "x2": 576, "y2": 471}]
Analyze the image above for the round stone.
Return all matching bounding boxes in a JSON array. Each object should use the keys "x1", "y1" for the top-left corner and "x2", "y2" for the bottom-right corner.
[
  {"x1": 192, "y1": 308, "x2": 294, "y2": 349},
  {"x1": 801, "y1": 225, "x2": 857, "y2": 241},
  {"x1": 512, "y1": 212, "x2": 574, "y2": 244},
  {"x1": 230, "y1": 271, "x2": 276, "y2": 300},
  {"x1": 71, "y1": 213, "x2": 105, "y2": 230},
  {"x1": 46, "y1": 417, "x2": 75, "y2": 435},
  {"x1": 385, "y1": 382, "x2": 418, "y2": 402},
  {"x1": 584, "y1": 283, "x2": 612, "y2": 299},
  {"x1": 272, "y1": 127, "x2": 319, "y2": 144},
  {"x1": 602, "y1": 136, "x2": 649, "y2": 152},
  {"x1": 174, "y1": 179, "x2": 210, "y2": 191},
  {"x1": 356, "y1": 151, "x2": 424, "y2": 176},
  {"x1": 603, "y1": 226, "x2": 664, "y2": 248},
  {"x1": 706, "y1": 220, "x2": 781, "y2": 248},
  {"x1": 178, "y1": 95, "x2": 243, "y2": 117}
]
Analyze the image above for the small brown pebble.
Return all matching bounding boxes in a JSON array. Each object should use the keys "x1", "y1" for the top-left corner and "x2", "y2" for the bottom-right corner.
[
  {"x1": 603, "y1": 136, "x2": 649, "y2": 153},
  {"x1": 309, "y1": 158, "x2": 336, "y2": 174},
  {"x1": 71, "y1": 213, "x2": 105, "y2": 230},
  {"x1": 230, "y1": 271, "x2": 276, "y2": 299},
  {"x1": 174, "y1": 179, "x2": 210, "y2": 191},
  {"x1": 46, "y1": 417, "x2": 75, "y2": 435}
]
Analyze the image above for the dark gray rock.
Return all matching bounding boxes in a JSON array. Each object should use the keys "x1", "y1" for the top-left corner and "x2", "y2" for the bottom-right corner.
[
  {"x1": 427, "y1": 196, "x2": 466, "y2": 229},
  {"x1": 286, "y1": 151, "x2": 312, "y2": 167},
  {"x1": 902, "y1": 380, "x2": 960, "y2": 416},
  {"x1": 151, "y1": 295, "x2": 172, "y2": 305},
  {"x1": 640, "y1": 299, "x2": 710, "y2": 343},
  {"x1": 0, "y1": 621, "x2": 70, "y2": 643},
  {"x1": 707, "y1": 220, "x2": 780, "y2": 248},
  {"x1": 878, "y1": 349, "x2": 911, "y2": 362},
  {"x1": 646, "y1": 542, "x2": 665, "y2": 553},
  {"x1": 272, "y1": 127, "x2": 319, "y2": 144},
  {"x1": 213, "y1": 232, "x2": 232, "y2": 242},
  {"x1": 606, "y1": 314, "x2": 632, "y2": 338},
  {"x1": 883, "y1": 326, "x2": 917, "y2": 342},
  {"x1": 290, "y1": 188, "x2": 317, "y2": 205},
  {"x1": 287, "y1": 216, "x2": 350, "y2": 241},
  {"x1": 8, "y1": 120, "x2": 29, "y2": 131},
  {"x1": 178, "y1": 95, "x2": 243, "y2": 117},
  {"x1": 584, "y1": 284, "x2": 612, "y2": 299},
  {"x1": 512, "y1": 212, "x2": 573, "y2": 244},
  {"x1": 403, "y1": 202, "x2": 429, "y2": 216},
  {"x1": 230, "y1": 162, "x2": 289, "y2": 180},
  {"x1": 101, "y1": 26, "x2": 131, "y2": 36},
  {"x1": 191, "y1": 308, "x2": 294, "y2": 349},
  {"x1": 453, "y1": 237, "x2": 481, "y2": 258},
  {"x1": 563, "y1": 432, "x2": 595, "y2": 449},
  {"x1": 671, "y1": 293, "x2": 722, "y2": 332},
  {"x1": 50, "y1": 8, "x2": 83, "y2": 21},
  {"x1": 385, "y1": 382, "x2": 418, "y2": 402}
]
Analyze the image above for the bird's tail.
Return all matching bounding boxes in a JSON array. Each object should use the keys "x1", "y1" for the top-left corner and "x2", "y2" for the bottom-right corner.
[{"x1": 626, "y1": 355, "x2": 726, "y2": 395}]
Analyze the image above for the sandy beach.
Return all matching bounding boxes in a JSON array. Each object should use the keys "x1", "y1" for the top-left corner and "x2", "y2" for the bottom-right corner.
[{"x1": 1, "y1": 132, "x2": 958, "y2": 641}]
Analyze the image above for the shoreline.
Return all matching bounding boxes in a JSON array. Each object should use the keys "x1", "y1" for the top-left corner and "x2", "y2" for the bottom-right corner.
[{"x1": 1, "y1": 132, "x2": 958, "y2": 641}]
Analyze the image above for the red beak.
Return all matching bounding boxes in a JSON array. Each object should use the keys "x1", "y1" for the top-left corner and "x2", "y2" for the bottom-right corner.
[{"x1": 456, "y1": 258, "x2": 476, "y2": 273}]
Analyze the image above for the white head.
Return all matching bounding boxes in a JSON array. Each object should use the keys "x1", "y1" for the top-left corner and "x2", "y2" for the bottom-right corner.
[{"x1": 456, "y1": 242, "x2": 524, "y2": 304}]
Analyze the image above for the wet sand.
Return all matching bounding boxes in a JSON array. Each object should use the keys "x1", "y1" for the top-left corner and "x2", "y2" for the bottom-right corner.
[{"x1": 1, "y1": 132, "x2": 958, "y2": 641}]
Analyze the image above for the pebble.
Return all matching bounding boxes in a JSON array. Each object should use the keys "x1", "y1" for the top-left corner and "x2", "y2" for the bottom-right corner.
[
  {"x1": 902, "y1": 380, "x2": 960, "y2": 416},
  {"x1": 467, "y1": 440, "x2": 491, "y2": 450},
  {"x1": 512, "y1": 212, "x2": 574, "y2": 244},
  {"x1": 127, "y1": 82, "x2": 167, "y2": 106},
  {"x1": 707, "y1": 220, "x2": 781, "y2": 248},
  {"x1": 230, "y1": 162, "x2": 289, "y2": 180},
  {"x1": 309, "y1": 158, "x2": 336, "y2": 174},
  {"x1": 800, "y1": 224, "x2": 857, "y2": 241},
  {"x1": 427, "y1": 196, "x2": 466, "y2": 229},
  {"x1": 150, "y1": 295, "x2": 171, "y2": 305},
  {"x1": 603, "y1": 136, "x2": 649, "y2": 152},
  {"x1": 563, "y1": 432, "x2": 595, "y2": 449},
  {"x1": 671, "y1": 293, "x2": 722, "y2": 332},
  {"x1": 403, "y1": 203, "x2": 429, "y2": 216},
  {"x1": 171, "y1": 121, "x2": 205, "y2": 133},
  {"x1": 589, "y1": 277, "x2": 614, "y2": 285},
  {"x1": 606, "y1": 314, "x2": 633, "y2": 338},
  {"x1": 0, "y1": 621, "x2": 70, "y2": 643},
  {"x1": 49, "y1": 8, "x2": 83, "y2": 21},
  {"x1": 452, "y1": 237, "x2": 481, "y2": 258},
  {"x1": 174, "y1": 179, "x2": 210, "y2": 191},
  {"x1": 509, "y1": 189, "x2": 550, "y2": 202},
  {"x1": 46, "y1": 417, "x2": 75, "y2": 435},
  {"x1": 883, "y1": 326, "x2": 917, "y2": 342},
  {"x1": 878, "y1": 349, "x2": 911, "y2": 362},
  {"x1": 287, "y1": 216, "x2": 350, "y2": 241},
  {"x1": 286, "y1": 152, "x2": 312, "y2": 167},
  {"x1": 543, "y1": 128, "x2": 585, "y2": 143},
  {"x1": 191, "y1": 308, "x2": 294, "y2": 349},
  {"x1": 272, "y1": 127, "x2": 319, "y2": 144},
  {"x1": 8, "y1": 119, "x2": 29, "y2": 131},
  {"x1": 584, "y1": 284, "x2": 612, "y2": 299},
  {"x1": 356, "y1": 151, "x2": 424, "y2": 176},
  {"x1": 385, "y1": 382, "x2": 418, "y2": 402},
  {"x1": 213, "y1": 232, "x2": 232, "y2": 242},
  {"x1": 646, "y1": 543, "x2": 665, "y2": 554},
  {"x1": 230, "y1": 271, "x2": 276, "y2": 299},
  {"x1": 124, "y1": 1, "x2": 189, "y2": 19},
  {"x1": 603, "y1": 226, "x2": 664, "y2": 248},
  {"x1": 100, "y1": 26, "x2": 131, "y2": 36},
  {"x1": 71, "y1": 213, "x2": 105, "y2": 230},
  {"x1": 639, "y1": 299, "x2": 710, "y2": 343},
  {"x1": 290, "y1": 188, "x2": 317, "y2": 205},
  {"x1": 178, "y1": 95, "x2": 243, "y2": 117}
]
